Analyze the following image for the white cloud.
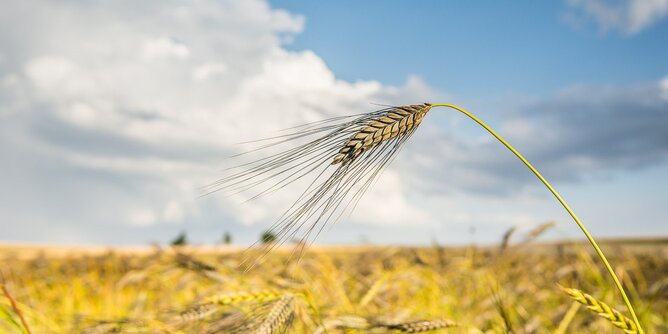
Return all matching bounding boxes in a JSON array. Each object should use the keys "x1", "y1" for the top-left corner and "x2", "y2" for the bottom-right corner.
[
  {"x1": 566, "y1": 0, "x2": 668, "y2": 34},
  {"x1": 1, "y1": 0, "x2": 666, "y2": 245},
  {"x1": 661, "y1": 76, "x2": 668, "y2": 100},
  {"x1": 192, "y1": 62, "x2": 228, "y2": 82},
  {"x1": 352, "y1": 171, "x2": 432, "y2": 227},
  {"x1": 129, "y1": 209, "x2": 158, "y2": 227},
  {"x1": 25, "y1": 57, "x2": 95, "y2": 100},
  {"x1": 141, "y1": 37, "x2": 190, "y2": 60},
  {"x1": 163, "y1": 201, "x2": 185, "y2": 223},
  {"x1": 408, "y1": 81, "x2": 668, "y2": 207},
  {"x1": 0, "y1": 0, "x2": 439, "y2": 244}
]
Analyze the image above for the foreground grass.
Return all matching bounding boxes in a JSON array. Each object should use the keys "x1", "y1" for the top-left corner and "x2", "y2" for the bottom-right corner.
[{"x1": 1, "y1": 241, "x2": 666, "y2": 333}]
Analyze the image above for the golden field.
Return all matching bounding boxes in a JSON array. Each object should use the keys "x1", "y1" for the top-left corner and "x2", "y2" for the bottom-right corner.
[{"x1": 1, "y1": 239, "x2": 667, "y2": 333}]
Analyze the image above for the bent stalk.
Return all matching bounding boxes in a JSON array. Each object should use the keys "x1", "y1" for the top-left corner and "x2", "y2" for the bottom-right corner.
[{"x1": 430, "y1": 103, "x2": 643, "y2": 333}]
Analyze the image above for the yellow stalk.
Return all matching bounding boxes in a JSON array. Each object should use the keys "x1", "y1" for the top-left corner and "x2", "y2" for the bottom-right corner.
[{"x1": 430, "y1": 103, "x2": 643, "y2": 333}]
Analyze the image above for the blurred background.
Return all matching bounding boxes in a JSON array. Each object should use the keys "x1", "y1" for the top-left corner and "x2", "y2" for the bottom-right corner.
[{"x1": 1, "y1": 0, "x2": 667, "y2": 246}]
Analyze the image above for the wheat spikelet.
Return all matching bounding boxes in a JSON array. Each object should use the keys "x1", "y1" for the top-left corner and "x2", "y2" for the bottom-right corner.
[
  {"x1": 560, "y1": 286, "x2": 637, "y2": 333},
  {"x1": 315, "y1": 316, "x2": 459, "y2": 333},
  {"x1": 200, "y1": 312, "x2": 243, "y2": 334},
  {"x1": 81, "y1": 320, "x2": 147, "y2": 334},
  {"x1": 179, "y1": 290, "x2": 306, "y2": 328},
  {"x1": 380, "y1": 319, "x2": 459, "y2": 332},
  {"x1": 175, "y1": 253, "x2": 217, "y2": 272},
  {"x1": 251, "y1": 294, "x2": 295, "y2": 334},
  {"x1": 332, "y1": 104, "x2": 432, "y2": 164},
  {"x1": 179, "y1": 302, "x2": 221, "y2": 322},
  {"x1": 499, "y1": 225, "x2": 518, "y2": 252},
  {"x1": 313, "y1": 315, "x2": 371, "y2": 334},
  {"x1": 205, "y1": 290, "x2": 282, "y2": 305},
  {"x1": 179, "y1": 290, "x2": 283, "y2": 324},
  {"x1": 524, "y1": 221, "x2": 556, "y2": 243},
  {"x1": 214, "y1": 295, "x2": 295, "y2": 334}
]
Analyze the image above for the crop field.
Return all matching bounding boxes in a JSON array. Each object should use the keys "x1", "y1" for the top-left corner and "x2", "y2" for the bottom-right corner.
[
  {"x1": 3, "y1": 0, "x2": 668, "y2": 333},
  {"x1": 1, "y1": 237, "x2": 666, "y2": 333}
]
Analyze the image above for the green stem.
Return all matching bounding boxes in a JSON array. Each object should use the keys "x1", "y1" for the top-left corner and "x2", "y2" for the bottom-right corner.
[{"x1": 430, "y1": 103, "x2": 643, "y2": 334}]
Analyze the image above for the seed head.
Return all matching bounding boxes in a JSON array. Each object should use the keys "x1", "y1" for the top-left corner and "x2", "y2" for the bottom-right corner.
[{"x1": 333, "y1": 103, "x2": 432, "y2": 165}]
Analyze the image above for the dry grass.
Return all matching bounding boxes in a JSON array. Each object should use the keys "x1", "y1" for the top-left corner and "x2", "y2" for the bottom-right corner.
[{"x1": 0, "y1": 239, "x2": 666, "y2": 333}]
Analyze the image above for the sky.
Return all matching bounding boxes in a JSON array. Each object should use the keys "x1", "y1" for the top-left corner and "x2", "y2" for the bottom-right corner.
[{"x1": 0, "y1": 0, "x2": 667, "y2": 246}]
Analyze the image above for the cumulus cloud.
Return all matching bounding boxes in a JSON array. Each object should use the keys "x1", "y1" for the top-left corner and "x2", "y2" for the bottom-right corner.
[
  {"x1": 141, "y1": 37, "x2": 191, "y2": 60},
  {"x1": 1, "y1": 0, "x2": 666, "y2": 245},
  {"x1": 566, "y1": 0, "x2": 668, "y2": 34},
  {"x1": 0, "y1": 0, "x2": 438, "y2": 244}
]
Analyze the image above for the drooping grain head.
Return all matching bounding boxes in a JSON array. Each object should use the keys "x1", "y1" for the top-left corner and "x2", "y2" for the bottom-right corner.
[
  {"x1": 383, "y1": 319, "x2": 459, "y2": 333},
  {"x1": 206, "y1": 102, "x2": 436, "y2": 251},
  {"x1": 332, "y1": 103, "x2": 433, "y2": 165},
  {"x1": 560, "y1": 286, "x2": 637, "y2": 333},
  {"x1": 205, "y1": 290, "x2": 282, "y2": 306},
  {"x1": 253, "y1": 294, "x2": 295, "y2": 334}
]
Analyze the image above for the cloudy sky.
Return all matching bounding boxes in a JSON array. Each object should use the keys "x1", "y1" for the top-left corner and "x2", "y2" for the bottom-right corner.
[{"x1": 1, "y1": 0, "x2": 667, "y2": 246}]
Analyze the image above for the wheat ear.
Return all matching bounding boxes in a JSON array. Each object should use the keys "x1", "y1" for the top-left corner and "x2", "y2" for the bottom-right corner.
[
  {"x1": 179, "y1": 290, "x2": 283, "y2": 323},
  {"x1": 430, "y1": 103, "x2": 643, "y2": 333},
  {"x1": 179, "y1": 302, "x2": 221, "y2": 322},
  {"x1": 208, "y1": 103, "x2": 435, "y2": 251},
  {"x1": 524, "y1": 221, "x2": 556, "y2": 243},
  {"x1": 313, "y1": 316, "x2": 371, "y2": 334},
  {"x1": 205, "y1": 290, "x2": 282, "y2": 305},
  {"x1": 252, "y1": 294, "x2": 295, "y2": 334},
  {"x1": 314, "y1": 317, "x2": 460, "y2": 333},
  {"x1": 381, "y1": 319, "x2": 459, "y2": 332},
  {"x1": 499, "y1": 225, "x2": 517, "y2": 252},
  {"x1": 560, "y1": 287, "x2": 637, "y2": 333},
  {"x1": 332, "y1": 104, "x2": 432, "y2": 164}
]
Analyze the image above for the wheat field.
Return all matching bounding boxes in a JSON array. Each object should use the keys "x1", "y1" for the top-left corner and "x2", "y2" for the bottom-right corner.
[{"x1": 1, "y1": 237, "x2": 666, "y2": 333}]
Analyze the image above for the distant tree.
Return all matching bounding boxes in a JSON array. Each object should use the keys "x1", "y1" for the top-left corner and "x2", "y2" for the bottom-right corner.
[
  {"x1": 170, "y1": 231, "x2": 188, "y2": 246},
  {"x1": 260, "y1": 230, "x2": 277, "y2": 244},
  {"x1": 223, "y1": 231, "x2": 233, "y2": 245}
]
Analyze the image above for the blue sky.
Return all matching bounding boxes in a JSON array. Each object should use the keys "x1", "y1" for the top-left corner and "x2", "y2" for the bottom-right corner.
[
  {"x1": 0, "y1": 0, "x2": 667, "y2": 246},
  {"x1": 272, "y1": 1, "x2": 668, "y2": 96}
]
